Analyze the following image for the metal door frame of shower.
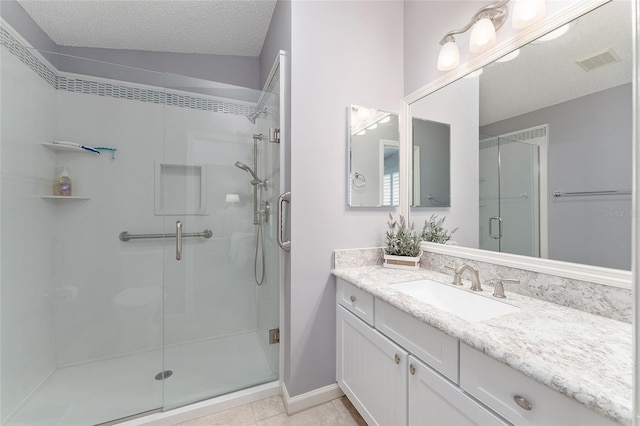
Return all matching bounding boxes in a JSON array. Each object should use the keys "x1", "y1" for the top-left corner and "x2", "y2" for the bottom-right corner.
[
  {"x1": 117, "y1": 50, "x2": 290, "y2": 426},
  {"x1": 479, "y1": 124, "x2": 548, "y2": 259}
]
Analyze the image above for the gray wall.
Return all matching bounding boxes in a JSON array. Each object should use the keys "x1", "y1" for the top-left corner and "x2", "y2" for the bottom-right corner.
[
  {"x1": 57, "y1": 46, "x2": 261, "y2": 91},
  {"x1": 480, "y1": 83, "x2": 632, "y2": 270},
  {"x1": 259, "y1": 0, "x2": 291, "y2": 88},
  {"x1": 0, "y1": 0, "x2": 57, "y2": 52},
  {"x1": 288, "y1": 0, "x2": 403, "y2": 397},
  {"x1": 1, "y1": 0, "x2": 263, "y2": 91},
  {"x1": 413, "y1": 118, "x2": 450, "y2": 207}
]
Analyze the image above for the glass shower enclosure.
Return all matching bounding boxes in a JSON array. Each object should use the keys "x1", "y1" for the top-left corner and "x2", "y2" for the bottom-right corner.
[
  {"x1": 479, "y1": 132, "x2": 542, "y2": 257},
  {"x1": 1, "y1": 29, "x2": 282, "y2": 425}
]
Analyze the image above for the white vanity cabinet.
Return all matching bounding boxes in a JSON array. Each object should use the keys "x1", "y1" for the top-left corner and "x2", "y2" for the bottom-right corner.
[
  {"x1": 408, "y1": 355, "x2": 507, "y2": 426},
  {"x1": 336, "y1": 278, "x2": 620, "y2": 426},
  {"x1": 460, "y1": 344, "x2": 619, "y2": 426},
  {"x1": 337, "y1": 305, "x2": 408, "y2": 426},
  {"x1": 336, "y1": 278, "x2": 504, "y2": 426}
]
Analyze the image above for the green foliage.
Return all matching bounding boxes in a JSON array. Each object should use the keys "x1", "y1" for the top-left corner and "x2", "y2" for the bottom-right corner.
[
  {"x1": 384, "y1": 214, "x2": 422, "y2": 257},
  {"x1": 421, "y1": 214, "x2": 458, "y2": 244}
]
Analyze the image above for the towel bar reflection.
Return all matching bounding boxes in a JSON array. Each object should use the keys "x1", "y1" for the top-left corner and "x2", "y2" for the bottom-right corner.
[
  {"x1": 119, "y1": 229, "x2": 213, "y2": 241},
  {"x1": 552, "y1": 190, "x2": 632, "y2": 198}
]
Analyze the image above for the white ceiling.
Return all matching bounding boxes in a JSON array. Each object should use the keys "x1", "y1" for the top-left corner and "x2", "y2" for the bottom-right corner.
[
  {"x1": 16, "y1": 0, "x2": 277, "y2": 56},
  {"x1": 480, "y1": 1, "x2": 632, "y2": 126}
]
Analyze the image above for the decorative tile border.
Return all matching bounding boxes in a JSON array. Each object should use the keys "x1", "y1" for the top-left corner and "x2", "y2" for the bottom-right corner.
[{"x1": 0, "y1": 25, "x2": 256, "y2": 116}]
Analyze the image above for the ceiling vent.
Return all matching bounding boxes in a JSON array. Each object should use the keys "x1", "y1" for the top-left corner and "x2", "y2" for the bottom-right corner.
[{"x1": 576, "y1": 48, "x2": 622, "y2": 71}]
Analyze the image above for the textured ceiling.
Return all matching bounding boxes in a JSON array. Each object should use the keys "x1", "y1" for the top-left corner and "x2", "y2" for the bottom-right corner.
[
  {"x1": 16, "y1": 0, "x2": 277, "y2": 56},
  {"x1": 480, "y1": 1, "x2": 632, "y2": 126}
]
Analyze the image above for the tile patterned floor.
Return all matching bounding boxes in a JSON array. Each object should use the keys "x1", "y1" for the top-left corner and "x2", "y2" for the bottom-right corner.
[{"x1": 175, "y1": 395, "x2": 367, "y2": 426}]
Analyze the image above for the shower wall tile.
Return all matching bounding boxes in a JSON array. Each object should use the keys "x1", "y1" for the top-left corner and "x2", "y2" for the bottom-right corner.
[
  {"x1": 1, "y1": 44, "x2": 58, "y2": 421},
  {"x1": 0, "y1": 24, "x2": 256, "y2": 116}
]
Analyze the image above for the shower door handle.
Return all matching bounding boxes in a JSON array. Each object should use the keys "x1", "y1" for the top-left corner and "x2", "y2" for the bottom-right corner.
[
  {"x1": 277, "y1": 192, "x2": 291, "y2": 253},
  {"x1": 176, "y1": 220, "x2": 182, "y2": 260},
  {"x1": 489, "y1": 216, "x2": 503, "y2": 239}
]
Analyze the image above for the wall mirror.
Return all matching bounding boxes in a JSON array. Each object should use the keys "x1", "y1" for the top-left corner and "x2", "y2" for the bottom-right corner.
[
  {"x1": 412, "y1": 118, "x2": 451, "y2": 207},
  {"x1": 348, "y1": 105, "x2": 400, "y2": 207},
  {"x1": 409, "y1": 0, "x2": 632, "y2": 273}
]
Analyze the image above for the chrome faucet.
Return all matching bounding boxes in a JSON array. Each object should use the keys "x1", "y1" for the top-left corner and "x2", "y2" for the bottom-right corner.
[{"x1": 453, "y1": 264, "x2": 482, "y2": 291}]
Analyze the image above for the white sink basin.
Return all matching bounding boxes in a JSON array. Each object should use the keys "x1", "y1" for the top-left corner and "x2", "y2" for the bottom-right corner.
[{"x1": 389, "y1": 279, "x2": 520, "y2": 322}]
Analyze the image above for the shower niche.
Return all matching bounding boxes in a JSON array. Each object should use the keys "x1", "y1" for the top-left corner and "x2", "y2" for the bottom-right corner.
[{"x1": 154, "y1": 162, "x2": 208, "y2": 215}]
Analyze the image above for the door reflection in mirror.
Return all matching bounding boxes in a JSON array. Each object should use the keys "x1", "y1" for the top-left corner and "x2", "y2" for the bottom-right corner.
[
  {"x1": 348, "y1": 105, "x2": 400, "y2": 207},
  {"x1": 411, "y1": 118, "x2": 451, "y2": 207}
]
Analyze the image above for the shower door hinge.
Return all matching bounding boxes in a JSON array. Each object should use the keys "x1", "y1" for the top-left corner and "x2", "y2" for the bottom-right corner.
[
  {"x1": 269, "y1": 328, "x2": 280, "y2": 344},
  {"x1": 269, "y1": 128, "x2": 280, "y2": 144}
]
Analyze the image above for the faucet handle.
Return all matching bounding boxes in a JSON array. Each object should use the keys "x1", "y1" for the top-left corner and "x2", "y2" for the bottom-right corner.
[
  {"x1": 444, "y1": 265, "x2": 463, "y2": 286},
  {"x1": 491, "y1": 278, "x2": 519, "y2": 298}
]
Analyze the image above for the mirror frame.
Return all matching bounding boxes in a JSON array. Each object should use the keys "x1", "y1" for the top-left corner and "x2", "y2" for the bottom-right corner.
[{"x1": 401, "y1": 0, "x2": 634, "y2": 289}]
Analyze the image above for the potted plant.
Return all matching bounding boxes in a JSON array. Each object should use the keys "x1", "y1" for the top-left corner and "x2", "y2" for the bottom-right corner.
[
  {"x1": 421, "y1": 213, "x2": 458, "y2": 244},
  {"x1": 383, "y1": 214, "x2": 423, "y2": 269}
]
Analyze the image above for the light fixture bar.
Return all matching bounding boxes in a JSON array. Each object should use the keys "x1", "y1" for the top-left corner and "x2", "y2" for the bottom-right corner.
[{"x1": 438, "y1": 0, "x2": 510, "y2": 46}]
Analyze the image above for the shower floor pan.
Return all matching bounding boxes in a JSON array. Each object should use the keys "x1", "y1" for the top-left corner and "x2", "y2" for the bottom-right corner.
[{"x1": 8, "y1": 331, "x2": 277, "y2": 426}]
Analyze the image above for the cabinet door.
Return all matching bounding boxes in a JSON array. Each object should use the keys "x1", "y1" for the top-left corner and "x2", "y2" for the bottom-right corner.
[
  {"x1": 460, "y1": 344, "x2": 619, "y2": 426},
  {"x1": 408, "y1": 356, "x2": 507, "y2": 426},
  {"x1": 337, "y1": 305, "x2": 408, "y2": 426}
]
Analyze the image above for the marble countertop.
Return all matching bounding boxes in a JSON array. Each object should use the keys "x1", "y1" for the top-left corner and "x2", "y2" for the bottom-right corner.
[{"x1": 332, "y1": 265, "x2": 632, "y2": 425}]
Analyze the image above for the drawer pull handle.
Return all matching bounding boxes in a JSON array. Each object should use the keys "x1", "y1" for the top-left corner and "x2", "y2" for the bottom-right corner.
[
  {"x1": 394, "y1": 354, "x2": 401, "y2": 365},
  {"x1": 409, "y1": 364, "x2": 416, "y2": 375},
  {"x1": 349, "y1": 295, "x2": 356, "y2": 303},
  {"x1": 513, "y1": 395, "x2": 532, "y2": 411}
]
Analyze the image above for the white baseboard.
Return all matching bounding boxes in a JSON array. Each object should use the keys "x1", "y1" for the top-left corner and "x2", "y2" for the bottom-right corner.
[
  {"x1": 117, "y1": 381, "x2": 280, "y2": 426},
  {"x1": 281, "y1": 382, "x2": 344, "y2": 415}
]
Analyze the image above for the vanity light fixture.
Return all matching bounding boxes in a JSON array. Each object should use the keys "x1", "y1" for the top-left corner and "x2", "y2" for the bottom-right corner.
[
  {"x1": 437, "y1": 0, "x2": 546, "y2": 71},
  {"x1": 469, "y1": 16, "x2": 497, "y2": 53},
  {"x1": 437, "y1": 37, "x2": 461, "y2": 71},
  {"x1": 512, "y1": 0, "x2": 546, "y2": 29}
]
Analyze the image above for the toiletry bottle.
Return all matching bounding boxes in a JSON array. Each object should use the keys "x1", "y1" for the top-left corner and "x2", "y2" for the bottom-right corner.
[{"x1": 56, "y1": 166, "x2": 72, "y2": 196}]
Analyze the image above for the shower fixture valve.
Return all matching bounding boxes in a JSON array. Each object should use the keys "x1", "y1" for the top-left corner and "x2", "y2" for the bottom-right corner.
[{"x1": 259, "y1": 201, "x2": 270, "y2": 224}]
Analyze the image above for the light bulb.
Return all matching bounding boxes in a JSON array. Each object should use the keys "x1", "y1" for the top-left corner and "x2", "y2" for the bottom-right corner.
[
  {"x1": 496, "y1": 49, "x2": 520, "y2": 63},
  {"x1": 464, "y1": 68, "x2": 483, "y2": 79},
  {"x1": 512, "y1": 0, "x2": 546, "y2": 29},
  {"x1": 536, "y1": 22, "x2": 572, "y2": 42},
  {"x1": 469, "y1": 18, "x2": 496, "y2": 53},
  {"x1": 437, "y1": 40, "x2": 460, "y2": 71}
]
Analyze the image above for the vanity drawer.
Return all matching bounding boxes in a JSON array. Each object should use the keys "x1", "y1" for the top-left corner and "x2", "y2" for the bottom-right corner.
[
  {"x1": 459, "y1": 343, "x2": 618, "y2": 426},
  {"x1": 337, "y1": 278, "x2": 375, "y2": 325},
  {"x1": 375, "y1": 299, "x2": 459, "y2": 383}
]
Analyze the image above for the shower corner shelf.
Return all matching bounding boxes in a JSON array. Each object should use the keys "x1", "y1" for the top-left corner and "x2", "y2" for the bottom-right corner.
[
  {"x1": 41, "y1": 143, "x2": 98, "y2": 154},
  {"x1": 41, "y1": 195, "x2": 90, "y2": 200}
]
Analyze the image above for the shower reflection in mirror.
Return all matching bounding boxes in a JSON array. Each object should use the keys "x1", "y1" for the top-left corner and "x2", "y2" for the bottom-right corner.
[
  {"x1": 348, "y1": 105, "x2": 400, "y2": 207},
  {"x1": 411, "y1": 118, "x2": 451, "y2": 208}
]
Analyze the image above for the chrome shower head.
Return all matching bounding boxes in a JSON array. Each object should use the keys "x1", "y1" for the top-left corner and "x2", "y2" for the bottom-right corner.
[
  {"x1": 246, "y1": 108, "x2": 268, "y2": 124},
  {"x1": 234, "y1": 161, "x2": 260, "y2": 182}
]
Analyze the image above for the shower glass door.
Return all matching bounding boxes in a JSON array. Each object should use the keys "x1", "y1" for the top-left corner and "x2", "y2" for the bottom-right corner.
[
  {"x1": 479, "y1": 135, "x2": 540, "y2": 257},
  {"x1": 1, "y1": 37, "x2": 281, "y2": 425},
  {"x1": 160, "y1": 68, "x2": 281, "y2": 409},
  {"x1": 1, "y1": 45, "x2": 167, "y2": 425}
]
